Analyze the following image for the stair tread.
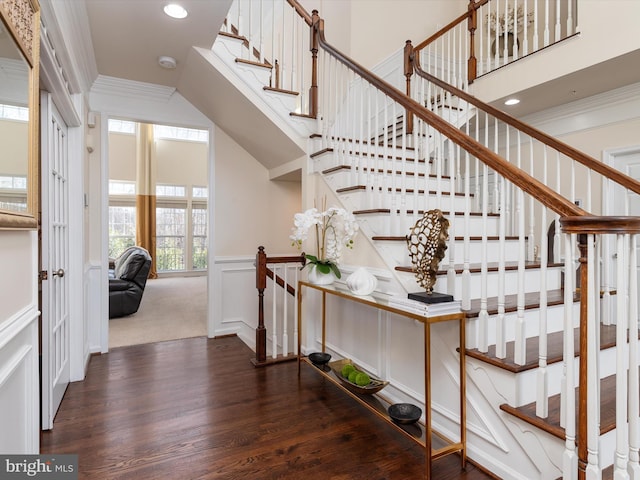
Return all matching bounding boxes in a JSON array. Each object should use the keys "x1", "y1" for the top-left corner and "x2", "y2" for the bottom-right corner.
[
  {"x1": 322, "y1": 164, "x2": 448, "y2": 179},
  {"x1": 354, "y1": 208, "x2": 499, "y2": 217},
  {"x1": 263, "y1": 86, "x2": 299, "y2": 96},
  {"x1": 395, "y1": 260, "x2": 563, "y2": 276},
  {"x1": 467, "y1": 323, "x2": 618, "y2": 373},
  {"x1": 380, "y1": 235, "x2": 521, "y2": 242},
  {"x1": 336, "y1": 185, "x2": 472, "y2": 197},
  {"x1": 500, "y1": 366, "x2": 630, "y2": 440}
]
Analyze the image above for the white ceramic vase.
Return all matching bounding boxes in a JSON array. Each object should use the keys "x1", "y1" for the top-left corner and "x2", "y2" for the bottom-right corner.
[
  {"x1": 346, "y1": 267, "x2": 377, "y2": 296},
  {"x1": 307, "y1": 265, "x2": 336, "y2": 285}
]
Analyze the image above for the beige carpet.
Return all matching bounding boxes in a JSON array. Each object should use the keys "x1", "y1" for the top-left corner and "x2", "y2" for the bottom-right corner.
[{"x1": 109, "y1": 276, "x2": 207, "y2": 349}]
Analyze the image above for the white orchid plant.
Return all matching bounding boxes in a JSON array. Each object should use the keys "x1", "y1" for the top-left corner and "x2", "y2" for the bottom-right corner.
[{"x1": 290, "y1": 201, "x2": 359, "y2": 279}]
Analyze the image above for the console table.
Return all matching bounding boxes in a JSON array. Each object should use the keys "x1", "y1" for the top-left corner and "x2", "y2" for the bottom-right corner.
[{"x1": 296, "y1": 281, "x2": 466, "y2": 479}]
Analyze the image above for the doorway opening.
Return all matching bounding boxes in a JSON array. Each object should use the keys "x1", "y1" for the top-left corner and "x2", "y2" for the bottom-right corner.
[{"x1": 107, "y1": 118, "x2": 209, "y2": 348}]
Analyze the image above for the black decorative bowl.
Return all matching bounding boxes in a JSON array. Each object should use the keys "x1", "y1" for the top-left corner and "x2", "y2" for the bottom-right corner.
[
  {"x1": 308, "y1": 352, "x2": 331, "y2": 366},
  {"x1": 388, "y1": 403, "x2": 422, "y2": 425}
]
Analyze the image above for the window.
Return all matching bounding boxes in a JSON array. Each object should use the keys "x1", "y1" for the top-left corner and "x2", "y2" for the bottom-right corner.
[
  {"x1": 0, "y1": 174, "x2": 27, "y2": 212},
  {"x1": 154, "y1": 125, "x2": 208, "y2": 143},
  {"x1": 109, "y1": 180, "x2": 136, "y2": 195},
  {"x1": 156, "y1": 184, "x2": 185, "y2": 197},
  {"x1": 156, "y1": 206, "x2": 186, "y2": 271},
  {"x1": 0, "y1": 104, "x2": 28, "y2": 122},
  {"x1": 108, "y1": 205, "x2": 136, "y2": 258},
  {"x1": 108, "y1": 119, "x2": 136, "y2": 134},
  {"x1": 192, "y1": 205, "x2": 208, "y2": 270}
]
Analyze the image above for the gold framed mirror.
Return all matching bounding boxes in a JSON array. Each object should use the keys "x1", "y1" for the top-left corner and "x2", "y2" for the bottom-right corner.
[{"x1": 0, "y1": 0, "x2": 40, "y2": 229}]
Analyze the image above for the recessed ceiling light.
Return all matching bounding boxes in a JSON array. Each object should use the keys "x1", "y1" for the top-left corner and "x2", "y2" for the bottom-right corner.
[
  {"x1": 158, "y1": 56, "x2": 177, "y2": 69},
  {"x1": 164, "y1": 4, "x2": 188, "y2": 19},
  {"x1": 504, "y1": 98, "x2": 520, "y2": 106}
]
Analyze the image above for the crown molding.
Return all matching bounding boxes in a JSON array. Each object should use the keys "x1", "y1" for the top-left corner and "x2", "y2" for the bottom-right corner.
[
  {"x1": 39, "y1": 0, "x2": 98, "y2": 94},
  {"x1": 522, "y1": 81, "x2": 640, "y2": 136}
]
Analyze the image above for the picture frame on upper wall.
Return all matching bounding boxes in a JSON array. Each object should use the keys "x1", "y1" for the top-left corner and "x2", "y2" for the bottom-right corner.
[{"x1": 0, "y1": 0, "x2": 40, "y2": 229}]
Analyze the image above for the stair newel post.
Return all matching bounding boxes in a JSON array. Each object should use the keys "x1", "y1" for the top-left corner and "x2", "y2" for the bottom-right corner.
[
  {"x1": 403, "y1": 40, "x2": 414, "y2": 136},
  {"x1": 614, "y1": 232, "x2": 630, "y2": 480},
  {"x1": 309, "y1": 10, "x2": 320, "y2": 118},
  {"x1": 467, "y1": 0, "x2": 478, "y2": 84},
  {"x1": 256, "y1": 246, "x2": 268, "y2": 365}
]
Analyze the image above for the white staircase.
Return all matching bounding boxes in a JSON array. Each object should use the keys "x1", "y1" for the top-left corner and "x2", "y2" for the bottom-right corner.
[{"x1": 211, "y1": 4, "x2": 640, "y2": 478}]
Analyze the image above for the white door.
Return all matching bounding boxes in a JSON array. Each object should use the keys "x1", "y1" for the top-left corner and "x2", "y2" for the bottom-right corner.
[
  {"x1": 41, "y1": 93, "x2": 70, "y2": 430},
  {"x1": 605, "y1": 148, "x2": 640, "y2": 317}
]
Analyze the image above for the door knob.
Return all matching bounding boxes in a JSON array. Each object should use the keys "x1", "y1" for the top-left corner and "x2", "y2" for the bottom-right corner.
[{"x1": 52, "y1": 268, "x2": 65, "y2": 278}]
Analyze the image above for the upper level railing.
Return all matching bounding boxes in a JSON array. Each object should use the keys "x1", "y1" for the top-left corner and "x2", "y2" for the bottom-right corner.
[
  {"x1": 414, "y1": 0, "x2": 578, "y2": 87},
  {"x1": 227, "y1": 2, "x2": 640, "y2": 478}
]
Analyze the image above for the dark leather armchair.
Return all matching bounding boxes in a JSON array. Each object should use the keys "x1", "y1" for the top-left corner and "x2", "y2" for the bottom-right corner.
[{"x1": 109, "y1": 246, "x2": 152, "y2": 319}]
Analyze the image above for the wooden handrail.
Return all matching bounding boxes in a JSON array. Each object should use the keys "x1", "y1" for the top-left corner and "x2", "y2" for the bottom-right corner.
[
  {"x1": 255, "y1": 246, "x2": 306, "y2": 367},
  {"x1": 407, "y1": 47, "x2": 640, "y2": 197},
  {"x1": 309, "y1": 10, "x2": 584, "y2": 219},
  {"x1": 286, "y1": 0, "x2": 312, "y2": 25}
]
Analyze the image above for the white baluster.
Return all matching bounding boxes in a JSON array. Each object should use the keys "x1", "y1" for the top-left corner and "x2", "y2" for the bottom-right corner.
[
  {"x1": 562, "y1": 233, "x2": 578, "y2": 480},
  {"x1": 513, "y1": 131, "x2": 526, "y2": 365},
  {"x1": 293, "y1": 265, "x2": 298, "y2": 356},
  {"x1": 272, "y1": 264, "x2": 278, "y2": 359},
  {"x1": 586, "y1": 234, "x2": 601, "y2": 480},
  {"x1": 447, "y1": 140, "x2": 456, "y2": 299},
  {"x1": 615, "y1": 233, "x2": 630, "y2": 480},
  {"x1": 496, "y1": 174, "x2": 507, "y2": 359},
  {"x1": 628, "y1": 234, "x2": 640, "y2": 479},
  {"x1": 478, "y1": 162, "x2": 490, "y2": 354},
  {"x1": 536, "y1": 203, "x2": 549, "y2": 417},
  {"x1": 282, "y1": 264, "x2": 288, "y2": 356}
]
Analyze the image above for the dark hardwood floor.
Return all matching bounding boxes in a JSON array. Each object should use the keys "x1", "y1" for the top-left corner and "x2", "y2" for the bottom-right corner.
[{"x1": 41, "y1": 336, "x2": 495, "y2": 480}]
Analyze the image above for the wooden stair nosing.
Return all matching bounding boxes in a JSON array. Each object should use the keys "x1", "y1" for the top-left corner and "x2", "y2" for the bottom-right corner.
[
  {"x1": 500, "y1": 369, "x2": 626, "y2": 440},
  {"x1": 467, "y1": 323, "x2": 619, "y2": 374},
  {"x1": 312, "y1": 136, "x2": 417, "y2": 151},
  {"x1": 235, "y1": 57, "x2": 272, "y2": 69},
  {"x1": 336, "y1": 185, "x2": 472, "y2": 197},
  {"x1": 394, "y1": 260, "x2": 563, "y2": 276},
  {"x1": 322, "y1": 165, "x2": 448, "y2": 179},
  {"x1": 354, "y1": 208, "x2": 499, "y2": 217},
  {"x1": 377, "y1": 235, "x2": 521, "y2": 242},
  {"x1": 263, "y1": 86, "x2": 299, "y2": 96}
]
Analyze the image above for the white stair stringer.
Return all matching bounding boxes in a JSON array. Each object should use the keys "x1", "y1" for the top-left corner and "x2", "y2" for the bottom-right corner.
[{"x1": 212, "y1": 35, "x2": 316, "y2": 138}]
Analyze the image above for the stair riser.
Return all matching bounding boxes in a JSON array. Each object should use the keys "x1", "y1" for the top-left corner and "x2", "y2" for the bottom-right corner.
[
  {"x1": 373, "y1": 238, "x2": 525, "y2": 266},
  {"x1": 213, "y1": 35, "x2": 245, "y2": 60},
  {"x1": 358, "y1": 213, "x2": 501, "y2": 238},
  {"x1": 434, "y1": 266, "x2": 563, "y2": 299},
  {"x1": 339, "y1": 188, "x2": 470, "y2": 214},
  {"x1": 465, "y1": 304, "x2": 576, "y2": 351},
  {"x1": 514, "y1": 345, "x2": 617, "y2": 407}
]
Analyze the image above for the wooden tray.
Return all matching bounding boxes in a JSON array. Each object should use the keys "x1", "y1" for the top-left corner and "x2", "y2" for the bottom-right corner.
[{"x1": 329, "y1": 359, "x2": 388, "y2": 395}]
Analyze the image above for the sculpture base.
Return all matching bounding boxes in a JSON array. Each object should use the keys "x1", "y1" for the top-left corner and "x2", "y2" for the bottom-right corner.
[{"x1": 408, "y1": 291, "x2": 454, "y2": 304}]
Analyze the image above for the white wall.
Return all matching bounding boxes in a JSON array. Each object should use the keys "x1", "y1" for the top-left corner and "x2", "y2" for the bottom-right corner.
[
  {"x1": 0, "y1": 231, "x2": 40, "y2": 453},
  {"x1": 300, "y1": 0, "x2": 467, "y2": 69},
  {"x1": 214, "y1": 126, "x2": 302, "y2": 256}
]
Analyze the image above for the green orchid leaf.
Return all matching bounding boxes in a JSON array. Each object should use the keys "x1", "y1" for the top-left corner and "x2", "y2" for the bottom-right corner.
[
  {"x1": 329, "y1": 263, "x2": 341, "y2": 279},
  {"x1": 315, "y1": 263, "x2": 332, "y2": 274},
  {"x1": 305, "y1": 254, "x2": 319, "y2": 263}
]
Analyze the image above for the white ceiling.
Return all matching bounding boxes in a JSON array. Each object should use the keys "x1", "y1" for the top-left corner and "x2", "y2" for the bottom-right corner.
[{"x1": 84, "y1": 0, "x2": 231, "y2": 88}]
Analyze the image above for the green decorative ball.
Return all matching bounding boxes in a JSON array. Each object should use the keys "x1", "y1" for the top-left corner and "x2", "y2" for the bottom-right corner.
[
  {"x1": 355, "y1": 372, "x2": 370, "y2": 386},
  {"x1": 341, "y1": 364, "x2": 355, "y2": 378},
  {"x1": 348, "y1": 370, "x2": 360, "y2": 383}
]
